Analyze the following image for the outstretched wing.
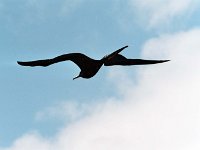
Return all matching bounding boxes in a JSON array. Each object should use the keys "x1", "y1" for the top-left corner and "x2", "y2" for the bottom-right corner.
[
  {"x1": 121, "y1": 59, "x2": 170, "y2": 65},
  {"x1": 17, "y1": 53, "x2": 96, "y2": 70},
  {"x1": 104, "y1": 54, "x2": 170, "y2": 66},
  {"x1": 102, "y1": 45, "x2": 128, "y2": 61}
]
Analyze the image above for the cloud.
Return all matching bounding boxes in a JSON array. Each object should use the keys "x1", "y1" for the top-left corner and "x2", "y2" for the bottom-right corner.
[
  {"x1": 1, "y1": 28, "x2": 200, "y2": 150},
  {"x1": 35, "y1": 101, "x2": 95, "y2": 122},
  {"x1": 128, "y1": 0, "x2": 200, "y2": 29}
]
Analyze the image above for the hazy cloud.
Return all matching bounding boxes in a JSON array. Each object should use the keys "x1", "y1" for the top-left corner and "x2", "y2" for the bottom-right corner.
[
  {"x1": 0, "y1": 0, "x2": 85, "y2": 22},
  {"x1": 1, "y1": 28, "x2": 200, "y2": 150},
  {"x1": 128, "y1": 0, "x2": 200, "y2": 29},
  {"x1": 35, "y1": 101, "x2": 93, "y2": 122},
  {"x1": 26, "y1": 0, "x2": 85, "y2": 17}
]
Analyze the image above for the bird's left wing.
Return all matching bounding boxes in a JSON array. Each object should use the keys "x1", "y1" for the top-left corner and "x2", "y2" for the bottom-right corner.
[{"x1": 17, "y1": 53, "x2": 95, "y2": 70}]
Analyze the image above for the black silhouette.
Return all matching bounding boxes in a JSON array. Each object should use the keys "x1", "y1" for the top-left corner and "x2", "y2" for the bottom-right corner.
[
  {"x1": 17, "y1": 46, "x2": 169, "y2": 79},
  {"x1": 104, "y1": 54, "x2": 169, "y2": 66},
  {"x1": 18, "y1": 46, "x2": 128, "y2": 79}
]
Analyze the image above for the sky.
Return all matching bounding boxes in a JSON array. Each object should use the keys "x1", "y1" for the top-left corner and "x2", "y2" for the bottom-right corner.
[{"x1": 0, "y1": 0, "x2": 200, "y2": 149}]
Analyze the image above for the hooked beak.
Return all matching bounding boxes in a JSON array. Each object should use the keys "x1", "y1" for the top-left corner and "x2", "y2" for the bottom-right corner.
[{"x1": 73, "y1": 75, "x2": 80, "y2": 80}]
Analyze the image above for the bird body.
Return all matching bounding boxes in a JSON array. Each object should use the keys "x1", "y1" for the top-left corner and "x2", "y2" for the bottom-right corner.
[{"x1": 17, "y1": 45, "x2": 169, "y2": 80}]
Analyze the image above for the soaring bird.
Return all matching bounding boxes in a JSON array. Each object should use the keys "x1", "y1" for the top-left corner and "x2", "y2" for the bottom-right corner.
[
  {"x1": 17, "y1": 46, "x2": 169, "y2": 79},
  {"x1": 17, "y1": 46, "x2": 128, "y2": 80}
]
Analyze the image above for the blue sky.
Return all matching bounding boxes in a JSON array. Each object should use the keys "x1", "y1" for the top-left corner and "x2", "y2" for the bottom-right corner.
[{"x1": 0, "y1": 0, "x2": 200, "y2": 149}]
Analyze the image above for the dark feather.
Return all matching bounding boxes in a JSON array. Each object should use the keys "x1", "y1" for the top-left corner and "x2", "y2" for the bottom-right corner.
[
  {"x1": 17, "y1": 46, "x2": 170, "y2": 79},
  {"x1": 103, "y1": 46, "x2": 128, "y2": 61},
  {"x1": 104, "y1": 54, "x2": 170, "y2": 66},
  {"x1": 17, "y1": 53, "x2": 96, "y2": 70}
]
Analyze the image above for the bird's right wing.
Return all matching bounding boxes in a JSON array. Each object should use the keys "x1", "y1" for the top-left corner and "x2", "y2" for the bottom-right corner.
[
  {"x1": 17, "y1": 53, "x2": 95, "y2": 70},
  {"x1": 121, "y1": 59, "x2": 170, "y2": 65},
  {"x1": 104, "y1": 54, "x2": 170, "y2": 66}
]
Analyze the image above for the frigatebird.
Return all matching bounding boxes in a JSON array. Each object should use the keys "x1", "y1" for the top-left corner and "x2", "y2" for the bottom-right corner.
[{"x1": 17, "y1": 46, "x2": 169, "y2": 79}]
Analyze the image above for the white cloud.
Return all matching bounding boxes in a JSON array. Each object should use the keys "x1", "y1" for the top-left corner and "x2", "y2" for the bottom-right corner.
[
  {"x1": 35, "y1": 101, "x2": 95, "y2": 122},
  {"x1": 128, "y1": 0, "x2": 200, "y2": 29},
  {"x1": 1, "y1": 28, "x2": 200, "y2": 150}
]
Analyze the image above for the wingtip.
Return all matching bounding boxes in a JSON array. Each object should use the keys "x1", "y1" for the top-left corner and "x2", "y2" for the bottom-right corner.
[
  {"x1": 160, "y1": 60, "x2": 170, "y2": 63},
  {"x1": 124, "y1": 45, "x2": 128, "y2": 49},
  {"x1": 118, "y1": 45, "x2": 128, "y2": 52},
  {"x1": 17, "y1": 61, "x2": 30, "y2": 66},
  {"x1": 17, "y1": 61, "x2": 23, "y2": 65}
]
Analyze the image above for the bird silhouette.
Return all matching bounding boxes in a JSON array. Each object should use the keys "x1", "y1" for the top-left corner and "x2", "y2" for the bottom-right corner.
[
  {"x1": 17, "y1": 45, "x2": 169, "y2": 80},
  {"x1": 17, "y1": 46, "x2": 128, "y2": 79}
]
